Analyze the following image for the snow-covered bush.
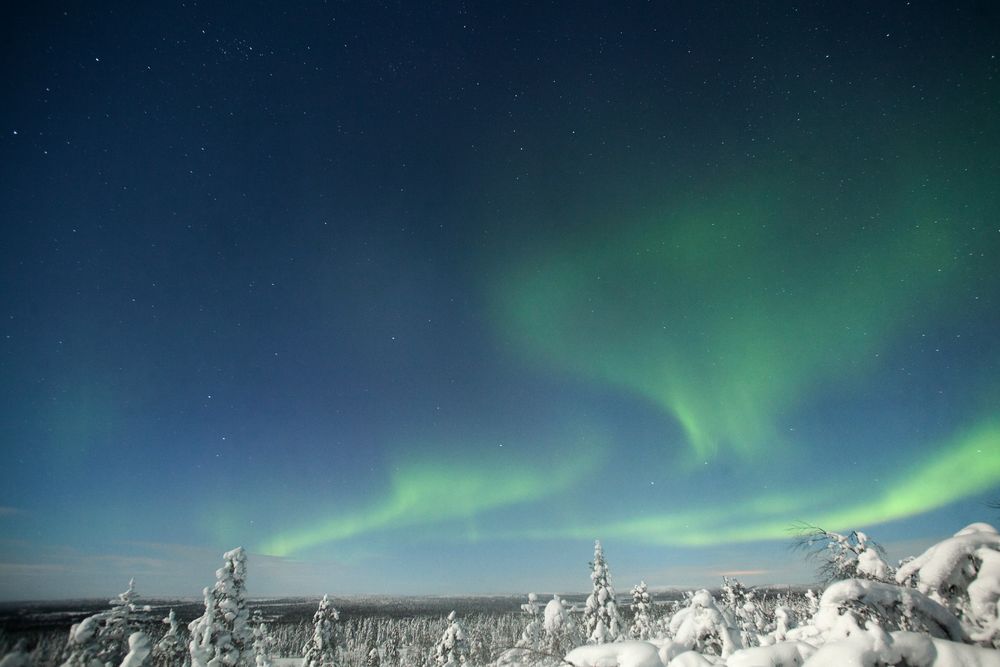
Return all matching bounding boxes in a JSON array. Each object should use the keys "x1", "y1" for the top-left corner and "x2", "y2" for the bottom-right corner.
[
  {"x1": 189, "y1": 547, "x2": 253, "y2": 667},
  {"x1": 584, "y1": 541, "x2": 623, "y2": 644},
  {"x1": 666, "y1": 589, "x2": 742, "y2": 658},
  {"x1": 302, "y1": 594, "x2": 340, "y2": 667},
  {"x1": 433, "y1": 611, "x2": 468, "y2": 666},
  {"x1": 793, "y1": 525, "x2": 894, "y2": 583},
  {"x1": 807, "y1": 578, "x2": 965, "y2": 643},
  {"x1": 629, "y1": 582, "x2": 654, "y2": 640},
  {"x1": 896, "y1": 522, "x2": 1000, "y2": 647},
  {"x1": 564, "y1": 640, "x2": 662, "y2": 667}
]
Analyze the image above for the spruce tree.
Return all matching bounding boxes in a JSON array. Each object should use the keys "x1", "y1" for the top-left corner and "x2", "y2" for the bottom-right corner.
[
  {"x1": 188, "y1": 547, "x2": 252, "y2": 667},
  {"x1": 432, "y1": 611, "x2": 468, "y2": 666},
  {"x1": 628, "y1": 581, "x2": 654, "y2": 640},
  {"x1": 152, "y1": 610, "x2": 188, "y2": 667},
  {"x1": 583, "y1": 540, "x2": 622, "y2": 643},
  {"x1": 302, "y1": 595, "x2": 340, "y2": 667}
]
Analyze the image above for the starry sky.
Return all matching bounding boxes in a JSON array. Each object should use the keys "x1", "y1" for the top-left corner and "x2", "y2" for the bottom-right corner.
[{"x1": 1, "y1": 1, "x2": 999, "y2": 600}]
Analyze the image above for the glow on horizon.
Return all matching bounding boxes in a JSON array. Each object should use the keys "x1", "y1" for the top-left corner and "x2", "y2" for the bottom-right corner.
[
  {"x1": 259, "y1": 438, "x2": 604, "y2": 556},
  {"x1": 527, "y1": 421, "x2": 1000, "y2": 546}
]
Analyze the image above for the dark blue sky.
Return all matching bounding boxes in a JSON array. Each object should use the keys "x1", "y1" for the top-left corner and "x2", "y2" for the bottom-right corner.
[{"x1": 1, "y1": 1, "x2": 999, "y2": 599}]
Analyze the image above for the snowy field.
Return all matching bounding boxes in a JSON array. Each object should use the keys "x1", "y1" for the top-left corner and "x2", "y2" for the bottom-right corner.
[{"x1": 1, "y1": 523, "x2": 998, "y2": 666}]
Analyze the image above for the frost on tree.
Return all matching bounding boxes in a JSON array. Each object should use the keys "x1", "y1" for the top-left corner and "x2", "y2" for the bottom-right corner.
[
  {"x1": 302, "y1": 595, "x2": 340, "y2": 667},
  {"x1": 188, "y1": 547, "x2": 253, "y2": 667},
  {"x1": 583, "y1": 540, "x2": 623, "y2": 644},
  {"x1": 432, "y1": 611, "x2": 469, "y2": 666},
  {"x1": 61, "y1": 579, "x2": 142, "y2": 667},
  {"x1": 628, "y1": 581, "x2": 654, "y2": 640},
  {"x1": 152, "y1": 609, "x2": 189, "y2": 667},
  {"x1": 895, "y1": 522, "x2": 1000, "y2": 647}
]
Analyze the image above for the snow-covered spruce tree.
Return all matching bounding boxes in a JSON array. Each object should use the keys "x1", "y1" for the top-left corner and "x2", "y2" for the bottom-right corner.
[
  {"x1": 382, "y1": 628, "x2": 401, "y2": 667},
  {"x1": 628, "y1": 581, "x2": 654, "y2": 640},
  {"x1": 792, "y1": 524, "x2": 894, "y2": 583},
  {"x1": 301, "y1": 595, "x2": 340, "y2": 667},
  {"x1": 583, "y1": 540, "x2": 622, "y2": 643},
  {"x1": 720, "y1": 576, "x2": 765, "y2": 647},
  {"x1": 432, "y1": 611, "x2": 468, "y2": 666},
  {"x1": 62, "y1": 579, "x2": 142, "y2": 667},
  {"x1": 895, "y1": 521, "x2": 1000, "y2": 647},
  {"x1": 152, "y1": 610, "x2": 188, "y2": 667},
  {"x1": 543, "y1": 595, "x2": 581, "y2": 656},
  {"x1": 667, "y1": 589, "x2": 742, "y2": 658},
  {"x1": 188, "y1": 547, "x2": 252, "y2": 667},
  {"x1": 250, "y1": 610, "x2": 273, "y2": 667},
  {"x1": 517, "y1": 592, "x2": 544, "y2": 652}
]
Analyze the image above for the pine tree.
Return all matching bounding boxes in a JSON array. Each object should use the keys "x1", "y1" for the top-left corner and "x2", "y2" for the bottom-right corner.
[
  {"x1": 152, "y1": 610, "x2": 188, "y2": 667},
  {"x1": 583, "y1": 540, "x2": 622, "y2": 643},
  {"x1": 188, "y1": 547, "x2": 253, "y2": 667},
  {"x1": 628, "y1": 581, "x2": 654, "y2": 640},
  {"x1": 432, "y1": 611, "x2": 468, "y2": 666},
  {"x1": 365, "y1": 646, "x2": 381, "y2": 667},
  {"x1": 301, "y1": 595, "x2": 340, "y2": 667}
]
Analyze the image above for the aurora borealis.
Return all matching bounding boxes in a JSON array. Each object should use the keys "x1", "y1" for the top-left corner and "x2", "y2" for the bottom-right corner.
[{"x1": 1, "y1": 2, "x2": 999, "y2": 598}]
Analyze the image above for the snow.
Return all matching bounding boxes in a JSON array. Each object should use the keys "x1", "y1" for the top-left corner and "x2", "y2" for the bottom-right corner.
[
  {"x1": 726, "y1": 641, "x2": 816, "y2": 666},
  {"x1": 565, "y1": 640, "x2": 664, "y2": 667}
]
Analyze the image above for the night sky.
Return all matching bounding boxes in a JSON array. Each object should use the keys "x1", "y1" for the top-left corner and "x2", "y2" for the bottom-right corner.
[{"x1": 2, "y1": 2, "x2": 999, "y2": 600}]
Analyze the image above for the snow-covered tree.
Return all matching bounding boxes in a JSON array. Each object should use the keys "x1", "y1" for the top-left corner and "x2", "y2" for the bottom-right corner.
[
  {"x1": 583, "y1": 540, "x2": 622, "y2": 643},
  {"x1": 667, "y1": 589, "x2": 742, "y2": 658},
  {"x1": 720, "y1": 577, "x2": 766, "y2": 647},
  {"x1": 61, "y1": 579, "x2": 142, "y2": 667},
  {"x1": 188, "y1": 547, "x2": 253, "y2": 667},
  {"x1": 543, "y1": 595, "x2": 581, "y2": 656},
  {"x1": 119, "y1": 632, "x2": 151, "y2": 667},
  {"x1": 628, "y1": 581, "x2": 654, "y2": 640},
  {"x1": 0, "y1": 639, "x2": 30, "y2": 667},
  {"x1": 517, "y1": 593, "x2": 544, "y2": 651},
  {"x1": 793, "y1": 524, "x2": 894, "y2": 583},
  {"x1": 152, "y1": 610, "x2": 188, "y2": 667},
  {"x1": 365, "y1": 646, "x2": 381, "y2": 667},
  {"x1": 432, "y1": 611, "x2": 468, "y2": 666},
  {"x1": 895, "y1": 522, "x2": 1000, "y2": 647},
  {"x1": 382, "y1": 629, "x2": 401, "y2": 667},
  {"x1": 302, "y1": 595, "x2": 340, "y2": 667},
  {"x1": 250, "y1": 610, "x2": 273, "y2": 667}
]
